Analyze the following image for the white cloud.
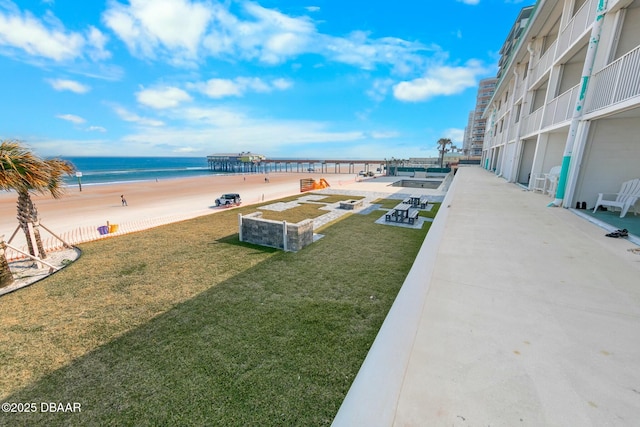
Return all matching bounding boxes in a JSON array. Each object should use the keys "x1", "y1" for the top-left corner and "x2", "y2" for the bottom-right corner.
[
  {"x1": 103, "y1": 0, "x2": 212, "y2": 64},
  {"x1": 305, "y1": 6, "x2": 320, "y2": 12},
  {"x1": 136, "y1": 86, "x2": 192, "y2": 109},
  {"x1": 113, "y1": 106, "x2": 165, "y2": 127},
  {"x1": 111, "y1": 105, "x2": 366, "y2": 154},
  {"x1": 121, "y1": 123, "x2": 365, "y2": 154},
  {"x1": 321, "y1": 31, "x2": 430, "y2": 74},
  {"x1": 56, "y1": 114, "x2": 86, "y2": 124},
  {"x1": 272, "y1": 78, "x2": 293, "y2": 90},
  {"x1": 48, "y1": 78, "x2": 90, "y2": 93},
  {"x1": 191, "y1": 76, "x2": 293, "y2": 99},
  {"x1": 0, "y1": 3, "x2": 110, "y2": 63},
  {"x1": 202, "y1": 1, "x2": 316, "y2": 64},
  {"x1": 366, "y1": 78, "x2": 394, "y2": 102},
  {"x1": 370, "y1": 131, "x2": 400, "y2": 139},
  {"x1": 393, "y1": 60, "x2": 489, "y2": 102},
  {"x1": 457, "y1": 0, "x2": 480, "y2": 5},
  {"x1": 179, "y1": 107, "x2": 247, "y2": 127},
  {"x1": 443, "y1": 128, "x2": 465, "y2": 145},
  {"x1": 0, "y1": 6, "x2": 83, "y2": 61},
  {"x1": 85, "y1": 26, "x2": 111, "y2": 61},
  {"x1": 196, "y1": 78, "x2": 242, "y2": 98},
  {"x1": 87, "y1": 126, "x2": 107, "y2": 132},
  {"x1": 103, "y1": 1, "x2": 431, "y2": 74}
]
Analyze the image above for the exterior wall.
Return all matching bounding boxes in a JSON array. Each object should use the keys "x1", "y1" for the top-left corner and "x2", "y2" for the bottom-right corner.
[
  {"x1": 612, "y1": 1, "x2": 640, "y2": 60},
  {"x1": 518, "y1": 139, "x2": 537, "y2": 185},
  {"x1": 239, "y1": 212, "x2": 314, "y2": 252},
  {"x1": 286, "y1": 220, "x2": 314, "y2": 252},
  {"x1": 541, "y1": 132, "x2": 567, "y2": 171},
  {"x1": 574, "y1": 115, "x2": 640, "y2": 205}
]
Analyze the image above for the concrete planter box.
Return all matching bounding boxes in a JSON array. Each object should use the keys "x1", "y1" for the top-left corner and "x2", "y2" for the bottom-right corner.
[
  {"x1": 238, "y1": 212, "x2": 314, "y2": 252},
  {"x1": 339, "y1": 200, "x2": 363, "y2": 210}
]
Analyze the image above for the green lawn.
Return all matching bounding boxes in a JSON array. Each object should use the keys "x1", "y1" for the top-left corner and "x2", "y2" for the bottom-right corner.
[{"x1": 0, "y1": 196, "x2": 437, "y2": 426}]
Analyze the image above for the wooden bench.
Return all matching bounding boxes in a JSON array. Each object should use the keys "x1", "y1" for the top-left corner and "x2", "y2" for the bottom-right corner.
[{"x1": 419, "y1": 196, "x2": 430, "y2": 208}]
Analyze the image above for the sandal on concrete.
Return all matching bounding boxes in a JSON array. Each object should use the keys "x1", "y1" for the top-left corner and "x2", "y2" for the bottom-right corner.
[{"x1": 606, "y1": 229, "x2": 628, "y2": 238}]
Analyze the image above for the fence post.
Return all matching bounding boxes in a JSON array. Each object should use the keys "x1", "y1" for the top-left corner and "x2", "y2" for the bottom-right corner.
[{"x1": 282, "y1": 221, "x2": 288, "y2": 252}]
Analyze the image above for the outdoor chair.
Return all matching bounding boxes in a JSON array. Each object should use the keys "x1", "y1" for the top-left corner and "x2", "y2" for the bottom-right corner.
[
  {"x1": 530, "y1": 165, "x2": 561, "y2": 196},
  {"x1": 592, "y1": 178, "x2": 640, "y2": 218},
  {"x1": 544, "y1": 166, "x2": 562, "y2": 197}
]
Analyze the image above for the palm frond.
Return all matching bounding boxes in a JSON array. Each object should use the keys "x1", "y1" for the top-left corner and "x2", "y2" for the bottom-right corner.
[{"x1": 0, "y1": 140, "x2": 74, "y2": 197}]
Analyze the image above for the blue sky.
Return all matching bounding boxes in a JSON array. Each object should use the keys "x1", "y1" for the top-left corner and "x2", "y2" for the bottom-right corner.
[{"x1": 0, "y1": 0, "x2": 528, "y2": 159}]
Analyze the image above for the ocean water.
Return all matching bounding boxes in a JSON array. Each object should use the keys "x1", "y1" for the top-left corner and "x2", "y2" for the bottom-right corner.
[{"x1": 60, "y1": 157, "x2": 213, "y2": 186}]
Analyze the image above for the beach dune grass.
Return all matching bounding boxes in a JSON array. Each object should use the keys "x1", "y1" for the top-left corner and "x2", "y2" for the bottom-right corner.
[{"x1": 0, "y1": 197, "x2": 435, "y2": 426}]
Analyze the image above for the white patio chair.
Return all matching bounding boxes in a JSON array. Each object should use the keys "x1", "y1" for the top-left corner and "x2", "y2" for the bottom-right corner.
[
  {"x1": 544, "y1": 166, "x2": 562, "y2": 197},
  {"x1": 530, "y1": 173, "x2": 547, "y2": 193},
  {"x1": 593, "y1": 178, "x2": 640, "y2": 218},
  {"x1": 530, "y1": 165, "x2": 561, "y2": 195}
]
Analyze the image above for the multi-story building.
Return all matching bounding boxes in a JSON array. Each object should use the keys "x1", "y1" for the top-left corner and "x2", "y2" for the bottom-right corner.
[
  {"x1": 482, "y1": 0, "x2": 640, "y2": 209},
  {"x1": 462, "y1": 111, "x2": 474, "y2": 155},
  {"x1": 468, "y1": 77, "x2": 497, "y2": 157}
]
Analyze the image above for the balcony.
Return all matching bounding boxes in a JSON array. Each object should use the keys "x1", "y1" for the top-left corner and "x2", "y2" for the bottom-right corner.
[
  {"x1": 586, "y1": 44, "x2": 640, "y2": 113},
  {"x1": 529, "y1": 39, "x2": 557, "y2": 87},
  {"x1": 542, "y1": 83, "x2": 580, "y2": 128},
  {"x1": 557, "y1": 0, "x2": 598, "y2": 56},
  {"x1": 520, "y1": 106, "x2": 544, "y2": 138}
]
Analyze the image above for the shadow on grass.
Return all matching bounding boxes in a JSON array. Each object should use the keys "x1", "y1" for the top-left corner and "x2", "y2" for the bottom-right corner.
[
  {"x1": 1, "y1": 211, "x2": 427, "y2": 427},
  {"x1": 211, "y1": 234, "x2": 280, "y2": 254}
]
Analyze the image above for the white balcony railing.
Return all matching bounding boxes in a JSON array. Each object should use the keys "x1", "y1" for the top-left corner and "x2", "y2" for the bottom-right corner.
[
  {"x1": 586, "y1": 44, "x2": 640, "y2": 113},
  {"x1": 542, "y1": 83, "x2": 580, "y2": 128},
  {"x1": 529, "y1": 39, "x2": 557, "y2": 86},
  {"x1": 520, "y1": 106, "x2": 544, "y2": 137},
  {"x1": 557, "y1": 0, "x2": 598, "y2": 56}
]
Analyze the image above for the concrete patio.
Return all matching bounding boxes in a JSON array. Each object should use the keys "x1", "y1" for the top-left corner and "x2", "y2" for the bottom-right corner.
[{"x1": 333, "y1": 167, "x2": 640, "y2": 426}]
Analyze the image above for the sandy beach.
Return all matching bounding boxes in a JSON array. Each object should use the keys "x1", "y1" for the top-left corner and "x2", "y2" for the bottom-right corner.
[{"x1": 0, "y1": 172, "x2": 360, "y2": 249}]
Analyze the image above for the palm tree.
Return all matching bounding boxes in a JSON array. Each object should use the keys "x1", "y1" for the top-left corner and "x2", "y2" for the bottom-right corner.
[
  {"x1": 437, "y1": 138, "x2": 452, "y2": 168},
  {"x1": 0, "y1": 141, "x2": 74, "y2": 285},
  {"x1": 0, "y1": 238, "x2": 12, "y2": 287}
]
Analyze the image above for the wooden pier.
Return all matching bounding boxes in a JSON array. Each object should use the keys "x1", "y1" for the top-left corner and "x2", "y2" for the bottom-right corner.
[{"x1": 207, "y1": 153, "x2": 386, "y2": 174}]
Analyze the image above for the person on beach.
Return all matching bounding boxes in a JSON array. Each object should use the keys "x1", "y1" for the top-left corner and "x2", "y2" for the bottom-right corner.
[{"x1": 121, "y1": 194, "x2": 127, "y2": 206}]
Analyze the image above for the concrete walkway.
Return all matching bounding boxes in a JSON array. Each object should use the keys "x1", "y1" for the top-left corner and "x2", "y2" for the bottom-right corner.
[{"x1": 334, "y1": 167, "x2": 640, "y2": 426}]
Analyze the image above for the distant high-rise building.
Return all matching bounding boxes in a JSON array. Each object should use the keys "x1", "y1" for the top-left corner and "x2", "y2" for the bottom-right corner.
[
  {"x1": 463, "y1": 111, "x2": 473, "y2": 155},
  {"x1": 466, "y1": 77, "x2": 497, "y2": 157}
]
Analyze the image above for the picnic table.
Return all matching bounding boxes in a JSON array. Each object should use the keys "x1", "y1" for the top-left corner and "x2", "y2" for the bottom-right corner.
[
  {"x1": 405, "y1": 195, "x2": 431, "y2": 208},
  {"x1": 385, "y1": 203, "x2": 420, "y2": 224},
  {"x1": 407, "y1": 195, "x2": 421, "y2": 207},
  {"x1": 394, "y1": 202, "x2": 411, "y2": 218}
]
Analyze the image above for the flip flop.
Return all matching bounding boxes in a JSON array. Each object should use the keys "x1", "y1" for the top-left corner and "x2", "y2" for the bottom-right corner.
[{"x1": 606, "y1": 229, "x2": 628, "y2": 238}]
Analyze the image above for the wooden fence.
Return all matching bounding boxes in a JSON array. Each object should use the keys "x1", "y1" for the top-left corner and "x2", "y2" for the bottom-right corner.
[{"x1": 4, "y1": 214, "x2": 192, "y2": 262}]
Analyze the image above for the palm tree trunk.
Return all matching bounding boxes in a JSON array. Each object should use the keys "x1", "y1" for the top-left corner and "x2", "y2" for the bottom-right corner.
[
  {"x1": 0, "y1": 237, "x2": 14, "y2": 287},
  {"x1": 17, "y1": 191, "x2": 47, "y2": 259}
]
